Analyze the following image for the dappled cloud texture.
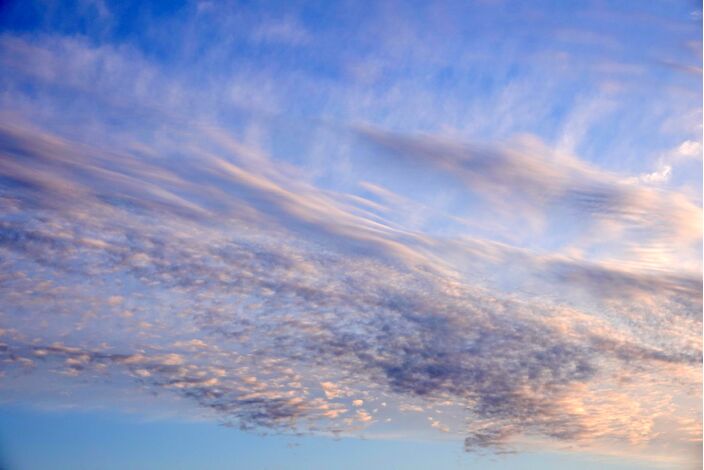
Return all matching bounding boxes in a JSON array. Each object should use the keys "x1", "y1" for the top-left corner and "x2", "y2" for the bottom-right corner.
[{"x1": 0, "y1": 0, "x2": 701, "y2": 468}]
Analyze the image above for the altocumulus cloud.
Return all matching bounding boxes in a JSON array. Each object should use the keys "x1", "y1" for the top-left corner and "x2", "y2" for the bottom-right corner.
[
  {"x1": 0, "y1": 117, "x2": 700, "y2": 458},
  {"x1": 0, "y1": 0, "x2": 701, "y2": 468}
]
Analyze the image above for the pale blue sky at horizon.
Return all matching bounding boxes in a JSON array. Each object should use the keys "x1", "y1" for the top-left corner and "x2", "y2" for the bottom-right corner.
[
  {"x1": 0, "y1": 0, "x2": 701, "y2": 469},
  {"x1": 0, "y1": 405, "x2": 666, "y2": 470}
]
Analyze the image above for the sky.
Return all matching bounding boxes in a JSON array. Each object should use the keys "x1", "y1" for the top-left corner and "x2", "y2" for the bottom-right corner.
[{"x1": 0, "y1": 0, "x2": 701, "y2": 469}]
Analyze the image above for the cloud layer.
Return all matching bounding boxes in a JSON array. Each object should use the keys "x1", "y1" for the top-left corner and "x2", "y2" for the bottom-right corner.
[
  {"x1": 0, "y1": 1, "x2": 701, "y2": 468},
  {"x1": 0, "y1": 117, "x2": 699, "y2": 461}
]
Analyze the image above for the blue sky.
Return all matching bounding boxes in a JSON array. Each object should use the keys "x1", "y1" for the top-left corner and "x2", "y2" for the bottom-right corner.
[
  {"x1": 0, "y1": 0, "x2": 701, "y2": 469},
  {"x1": 0, "y1": 406, "x2": 663, "y2": 470}
]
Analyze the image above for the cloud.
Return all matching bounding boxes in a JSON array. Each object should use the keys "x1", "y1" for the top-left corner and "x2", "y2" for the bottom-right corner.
[
  {"x1": 357, "y1": 127, "x2": 702, "y2": 268},
  {"x1": 0, "y1": 2, "x2": 700, "y2": 466},
  {"x1": 250, "y1": 17, "x2": 312, "y2": 46},
  {"x1": 0, "y1": 117, "x2": 699, "y2": 460}
]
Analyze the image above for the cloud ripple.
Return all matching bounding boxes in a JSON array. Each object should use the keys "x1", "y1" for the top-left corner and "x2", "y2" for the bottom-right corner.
[{"x1": 0, "y1": 118, "x2": 699, "y2": 463}]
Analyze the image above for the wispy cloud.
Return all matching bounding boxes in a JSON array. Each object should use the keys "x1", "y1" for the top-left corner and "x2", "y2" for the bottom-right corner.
[
  {"x1": 358, "y1": 127, "x2": 701, "y2": 269},
  {"x1": 0, "y1": 116, "x2": 699, "y2": 461},
  {"x1": 0, "y1": 0, "x2": 700, "y2": 467}
]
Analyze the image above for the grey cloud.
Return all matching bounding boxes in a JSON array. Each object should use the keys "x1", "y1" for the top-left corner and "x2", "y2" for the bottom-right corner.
[
  {"x1": 0, "y1": 4, "x2": 700, "y2": 461},
  {"x1": 0, "y1": 119, "x2": 699, "y2": 455},
  {"x1": 1, "y1": 201, "x2": 695, "y2": 448},
  {"x1": 434, "y1": 236, "x2": 702, "y2": 326},
  {"x1": 357, "y1": 127, "x2": 702, "y2": 249},
  {"x1": 548, "y1": 260, "x2": 702, "y2": 312}
]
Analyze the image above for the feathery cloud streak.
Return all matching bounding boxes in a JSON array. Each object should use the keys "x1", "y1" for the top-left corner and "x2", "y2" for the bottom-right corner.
[{"x1": 0, "y1": 0, "x2": 700, "y2": 468}]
